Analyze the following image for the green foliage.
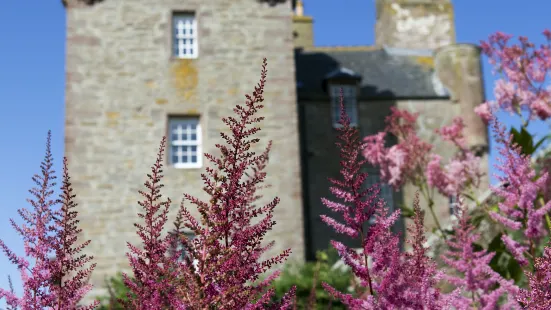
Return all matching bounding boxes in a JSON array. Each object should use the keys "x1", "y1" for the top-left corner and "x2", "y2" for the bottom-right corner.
[
  {"x1": 98, "y1": 248, "x2": 355, "y2": 309},
  {"x1": 484, "y1": 232, "x2": 524, "y2": 285},
  {"x1": 97, "y1": 273, "x2": 131, "y2": 310},
  {"x1": 270, "y1": 247, "x2": 354, "y2": 309},
  {"x1": 510, "y1": 125, "x2": 549, "y2": 156}
]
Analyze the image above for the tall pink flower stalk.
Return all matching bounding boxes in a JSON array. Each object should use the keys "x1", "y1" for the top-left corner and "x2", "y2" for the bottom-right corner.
[
  {"x1": 174, "y1": 58, "x2": 295, "y2": 309},
  {"x1": 488, "y1": 117, "x2": 551, "y2": 266},
  {"x1": 476, "y1": 30, "x2": 551, "y2": 123},
  {"x1": 122, "y1": 136, "x2": 186, "y2": 309},
  {"x1": 400, "y1": 192, "x2": 448, "y2": 309},
  {"x1": 320, "y1": 97, "x2": 411, "y2": 308},
  {"x1": 0, "y1": 131, "x2": 98, "y2": 309},
  {"x1": 48, "y1": 157, "x2": 98, "y2": 309},
  {"x1": 441, "y1": 199, "x2": 520, "y2": 309},
  {"x1": 517, "y1": 241, "x2": 551, "y2": 309}
]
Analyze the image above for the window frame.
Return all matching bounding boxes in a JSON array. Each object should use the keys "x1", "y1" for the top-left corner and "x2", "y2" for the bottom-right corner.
[
  {"x1": 172, "y1": 12, "x2": 198, "y2": 59},
  {"x1": 168, "y1": 116, "x2": 202, "y2": 169},
  {"x1": 329, "y1": 84, "x2": 358, "y2": 128}
]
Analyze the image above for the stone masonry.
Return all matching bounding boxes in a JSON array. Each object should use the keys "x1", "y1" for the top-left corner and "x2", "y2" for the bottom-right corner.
[{"x1": 64, "y1": 0, "x2": 304, "y2": 300}]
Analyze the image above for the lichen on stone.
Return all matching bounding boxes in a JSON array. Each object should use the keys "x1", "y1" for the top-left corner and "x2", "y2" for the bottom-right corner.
[{"x1": 171, "y1": 59, "x2": 198, "y2": 101}]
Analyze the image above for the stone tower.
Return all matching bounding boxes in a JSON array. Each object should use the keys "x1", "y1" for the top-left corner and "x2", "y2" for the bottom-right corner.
[
  {"x1": 63, "y1": 0, "x2": 304, "y2": 300},
  {"x1": 375, "y1": 0, "x2": 456, "y2": 50},
  {"x1": 375, "y1": 0, "x2": 488, "y2": 230}
]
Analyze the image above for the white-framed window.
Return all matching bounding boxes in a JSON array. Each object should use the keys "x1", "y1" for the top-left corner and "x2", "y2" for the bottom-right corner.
[
  {"x1": 173, "y1": 13, "x2": 198, "y2": 59},
  {"x1": 330, "y1": 84, "x2": 358, "y2": 127},
  {"x1": 169, "y1": 117, "x2": 202, "y2": 168}
]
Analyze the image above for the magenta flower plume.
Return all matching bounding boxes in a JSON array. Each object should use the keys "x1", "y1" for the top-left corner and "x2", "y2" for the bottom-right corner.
[
  {"x1": 0, "y1": 131, "x2": 57, "y2": 308},
  {"x1": 320, "y1": 95, "x2": 405, "y2": 309},
  {"x1": 488, "y1": 117, "x2": 551, "y2": 266},
  {"x1": 122, "y1": 136, "x2": 185, "y2": 309},
  {"x1": 175, "y1": 58, "x2": 295, "y2": 309},
  {"x1": 441, "y1": 199, "x2": 520, "y2": 309},
  {"x1": 517, "y1": 242, "x2": 551, "y2": 309},
  {"x1": 0, "y1": 131, "x2": 97, "y2": 309},
  {"x1": 400, "y1": 192, "x2": 447, "y2": 310},
  {"x1": 48, "y1": 157, "x2": 99, "y2": 309}
]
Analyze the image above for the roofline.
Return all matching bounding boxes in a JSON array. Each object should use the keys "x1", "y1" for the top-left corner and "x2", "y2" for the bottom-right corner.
[
  {"x1": 299, "y1": 45, "x2": 382, "y2": 53},
  {"x1": 62, "y1": 0, "x2": 103, "y2": 8},
  {"x1": 296, "y1": 94, "x2": 450, "y2": 101}
]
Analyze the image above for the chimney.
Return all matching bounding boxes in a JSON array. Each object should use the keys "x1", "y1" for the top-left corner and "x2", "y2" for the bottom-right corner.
[
  {"x1": 434, "y1": 43, "x2": 488, "y2": 154},
  {"x1": 293, "y1": 0, "x2": 314, "y2": 48},
  {"x1": 375, "y1": 0, "x2": 455, "y2": 50}
]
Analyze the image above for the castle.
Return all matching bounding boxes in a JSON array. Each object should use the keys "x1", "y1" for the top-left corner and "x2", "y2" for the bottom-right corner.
[{"x1": 63, "y1": 0, "x2": 488, "y2": 299}]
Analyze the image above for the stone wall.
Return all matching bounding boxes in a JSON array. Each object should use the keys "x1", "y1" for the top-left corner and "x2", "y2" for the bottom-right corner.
[{"x1": 64, "y1": 0, "x2": 304, "y2": 300}]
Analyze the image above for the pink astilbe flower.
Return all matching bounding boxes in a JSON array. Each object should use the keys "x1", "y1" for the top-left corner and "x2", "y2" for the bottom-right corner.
[
  {"x1": 436, "y1": 117, "x2": 468, "y2": 150},
  {"x1": 476, "y1": 30, "x2": 551, "y2": 122},
  {"x1": 320, "y1": 97, "x2": 408, "y2": 309},
  {"x1": 363, "y1": 107, "x2": 433, "y2": 188},
  {"x1": 0, "y1": 131, "x2": 97, "y2": 309},
  {"x1": 517, "y1": 242, "x2": 551, "y2": 309},
  {"x1": 175, "y1": 58, "x2": 295, "y2": 309},
  {"x1": 488, "y1": 117, "x2": 551, "y2": 264},
  {"x1": 399, "y1": 192, "x2": 448, "y2": 310},
  {"x1": 122, "y1": 136, "x2": 186, "y2": 309},
  {"x1": 364, "y1": 109, "x2": 482, "y2": 199},
  {"x1": 48, "y1": 157, "x2": 99, "y2": 309},
  {"x1": 441, "y1": 199, "x2": 520, "y2": 309},
  {"x1": 426, "y1": 118, "x2": 483, "y2": 197}
]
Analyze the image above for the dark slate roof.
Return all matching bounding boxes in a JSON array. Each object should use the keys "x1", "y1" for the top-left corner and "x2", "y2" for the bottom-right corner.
[{"x1": 294, "y1": 47, "x2": 449, "y2": 100}]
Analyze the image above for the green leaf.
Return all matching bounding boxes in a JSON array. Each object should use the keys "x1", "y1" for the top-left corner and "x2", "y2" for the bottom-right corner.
[
  {"x1": 510, "y1": 126, "x2": 535, "y2": 155},
  {"x1": 507, "y1": 256, "x2": 523, "y2": 282},
  {"x1": 488, "y1": 233, "x2": 505, "y2": 252},
  {"x1": 472, "y1": 243, "x2": 484, "y2": 252},
  {"x1": 470, "y1": 213, "x2": 486, "y2": 229},
  {"x1": 399, "y1": 204, "x2": 415, "y2": 218}
]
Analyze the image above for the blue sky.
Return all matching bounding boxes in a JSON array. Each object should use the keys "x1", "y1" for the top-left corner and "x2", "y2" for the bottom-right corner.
[{"x1": 0, "y1": 0, "x2": 550, "y2": 303}]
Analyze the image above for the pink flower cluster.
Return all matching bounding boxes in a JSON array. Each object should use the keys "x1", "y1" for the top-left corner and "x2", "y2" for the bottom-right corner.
[
  {"x1": 363, "y1": 107, "x2": 432, "y2": 189},
  {"x1": 441, "y1": 202, "x2": 520, "y2": 309},
  {"x1": 487, "y1": 117, "x2": 551, "y2": 267},
  {"x1": 363, "y1": 108, "x2": 482, "y2": 198},
  {"x1": 322, "y1": 102, "x2": 519, "y2": 309},
  {"x1": 476, "y1": 30, "x2": 551, "y2": 122},
  {"x1": 427, "y1": 118, "x2": 483, "y2": 197}
]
